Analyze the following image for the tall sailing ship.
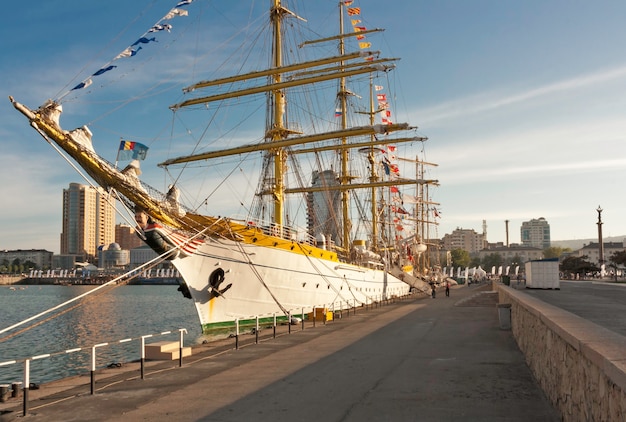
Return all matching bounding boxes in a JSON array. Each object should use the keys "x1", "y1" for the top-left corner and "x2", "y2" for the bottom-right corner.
[{"x1": 10, "y1": 0, "x2": 440, "y2": 334}]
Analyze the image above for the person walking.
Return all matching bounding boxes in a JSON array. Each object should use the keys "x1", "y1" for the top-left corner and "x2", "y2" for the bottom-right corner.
[{"x1": 445, "y1": 281, "x2": 450, "y2": 297}]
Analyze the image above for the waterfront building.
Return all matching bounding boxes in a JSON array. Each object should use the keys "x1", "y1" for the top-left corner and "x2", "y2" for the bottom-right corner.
[
  {"x1": 130, "y1": 245, "x2": 159, "y2": 267},
  {"x1": 98, "y1": 243, "x2": 130, "y2": 268},
  {"x1": 0, "y1": 249, "x2": 53, "y2": 270},
  {"x1": 441, "y1": 228, "x2": 486, "y2": 254},
  {"x1": 574, "y1": 241, "x2": 625, "y2": 266},
  {"x1": 61, "y1": 183, "x2": 116, "y2": 263},
  {"x1": 115, "y1": 223, "x2": 144, "y2": 250},
  {"x1": 478, "y1": 244, "x2": 543, "y2": 264},
  {"x1": 520, "y1": 217, "x2": 551, "y2": 249}
]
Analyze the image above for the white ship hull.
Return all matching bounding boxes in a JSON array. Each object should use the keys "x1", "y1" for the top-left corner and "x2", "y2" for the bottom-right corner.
[{"x1": 172, "y1": 236, "x2": 409, "y2": 333}]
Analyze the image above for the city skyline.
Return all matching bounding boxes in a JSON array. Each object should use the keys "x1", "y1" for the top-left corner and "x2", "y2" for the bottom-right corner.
[{"x1": 2, "y1": 1, "x2": 626, "y2": 253}]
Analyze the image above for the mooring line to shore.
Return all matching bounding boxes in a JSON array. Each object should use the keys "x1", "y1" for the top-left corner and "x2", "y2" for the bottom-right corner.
[{"x1": 0, "y1": 226, "x2": 210, "y2": 341}]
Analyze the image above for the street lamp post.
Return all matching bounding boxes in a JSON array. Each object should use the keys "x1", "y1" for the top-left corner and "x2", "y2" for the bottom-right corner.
[{"x1": 597, "y1": 206, "x2": 604, "y2": 276}]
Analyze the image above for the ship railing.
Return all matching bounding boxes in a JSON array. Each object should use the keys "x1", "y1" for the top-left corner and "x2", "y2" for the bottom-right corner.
[
  {"x1": 233, "y1": 216, "x2": 317, "y2": 246},
  {"x1": 0, "y1": 328, "x2": 187, "y2": 416}
]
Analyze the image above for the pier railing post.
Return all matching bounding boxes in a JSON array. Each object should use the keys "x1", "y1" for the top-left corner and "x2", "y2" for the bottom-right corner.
[
  {"x1": 90, "y1": 342, "x2": 108, "y2": 394},
  {"x1": 90, "y1": 346, "x2": 96, "y2": 395},
  {"x1": 140, "y1": 335, "x2": 152, "y2": 379},
  {"x1": 22, "y1": 359, "x2": 29, "y2": 417},
  {"x1": 178, "y1": 329, "x2": 186, "y2": 367},
  {"x1": 235, "y1": 319, "x2": 239, "y2": 349}
]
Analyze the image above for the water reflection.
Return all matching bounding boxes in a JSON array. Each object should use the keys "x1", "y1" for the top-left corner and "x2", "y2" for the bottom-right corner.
[{"x1": 0, "y1": 285, "x2": 201, "y2": 384}]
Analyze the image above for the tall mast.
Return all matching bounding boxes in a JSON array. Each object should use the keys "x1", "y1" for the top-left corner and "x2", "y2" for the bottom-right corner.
[
  {"x1": 368, "y1": 76, "x2": 379, "y2": 251},
  {"x1": 270, "y1": 0, "x2": 286, "y2": 229},
  {"x1": 338, "y1": 1, "x2": 351, "y2": 251}
]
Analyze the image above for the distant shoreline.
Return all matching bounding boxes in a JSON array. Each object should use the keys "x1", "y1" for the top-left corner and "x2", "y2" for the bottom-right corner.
[{"x1": 1, "y1": 276, "x2": 180, "y2": 286}]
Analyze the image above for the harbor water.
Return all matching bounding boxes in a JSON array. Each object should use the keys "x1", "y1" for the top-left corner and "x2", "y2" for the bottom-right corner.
[{"x1": 0, "y1": 284, "x2": 203, "y2": 386}]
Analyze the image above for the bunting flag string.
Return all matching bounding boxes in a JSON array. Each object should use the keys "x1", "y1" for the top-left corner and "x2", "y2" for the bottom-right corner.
[
  {"x1": 343, "y1": 1, "x2": 394, "y2": 126},
  {"x1": 66, "y1": 0, "x2": 194, "y2": 95},
  {"x1": 342, "y1": 2, "x2": 403, "y2": 235}
]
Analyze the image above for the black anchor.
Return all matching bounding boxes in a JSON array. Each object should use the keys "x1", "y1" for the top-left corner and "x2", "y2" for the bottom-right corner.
[{"x1": 208, "y1": 268, "x2": 232, "y2": 300}]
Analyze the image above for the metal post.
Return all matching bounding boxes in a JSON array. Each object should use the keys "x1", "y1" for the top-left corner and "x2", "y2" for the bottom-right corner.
[
  {"x1": 178, "y1": 329, "x2": 185, "y2": 367},
  {"x1": 90, "y1": 342, "x2": 107, "y2": 395},
  {"x1": 140, "y1": 335, "x2": 152, "y2": 380},
  {"x1": 22, "y1": 359, "x2": 29, "y2": 417},
  {"x1": 91, "y1": 346, "x2": 96, "y2": 395}
]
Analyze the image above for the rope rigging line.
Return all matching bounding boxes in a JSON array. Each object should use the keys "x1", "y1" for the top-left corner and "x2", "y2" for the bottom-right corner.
[
  {"x1": 0, "y1": 222, "x2": 213, "y2": 343},
  {"x1": 224, "y1": 228, "x2": 290, "y2": 317},
  {"x1": 295, "y1": 243, "x2": 351, "y2": 305}
]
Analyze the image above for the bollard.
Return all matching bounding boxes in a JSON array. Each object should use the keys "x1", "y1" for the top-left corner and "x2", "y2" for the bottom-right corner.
[
  {"x1": 12, "y1": 382, "x2": 22, "y2": 398},
  {"x1": 497, "y1": 303, "x2": 512, "y2": 330},
  {"x1": 0, "y1": 384, "x2": 9, "y2": 403}
]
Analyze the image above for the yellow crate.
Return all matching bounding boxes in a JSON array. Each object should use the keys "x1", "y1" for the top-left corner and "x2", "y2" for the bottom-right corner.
[{"x1": 307, "y1": 307, "x2": 333, "y2": 321}]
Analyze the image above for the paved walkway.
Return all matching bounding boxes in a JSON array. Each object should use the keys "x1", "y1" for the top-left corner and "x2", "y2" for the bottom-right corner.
[{"x1": 0, "y1": 284, "x2": 560, "y2": 421}]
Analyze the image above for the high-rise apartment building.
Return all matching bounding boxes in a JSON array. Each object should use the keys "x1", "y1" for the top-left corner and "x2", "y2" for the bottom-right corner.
[
  {"x1": 520, "y1": 217, "x2": 551, "y2": 249},
  {"x1": 61, "y1": 183, "x2": 116, "y2": 262},
  {"x1": 307, "y1": 170, "x2": 341, "y2": 247},
  {"x1": 441, "y1": 228, "x2": 486, "y2": 254}
]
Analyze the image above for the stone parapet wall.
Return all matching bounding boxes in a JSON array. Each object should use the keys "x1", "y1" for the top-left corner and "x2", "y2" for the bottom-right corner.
[{"x1": 497, "y1": 285, "x2": 626, "y2": 421}]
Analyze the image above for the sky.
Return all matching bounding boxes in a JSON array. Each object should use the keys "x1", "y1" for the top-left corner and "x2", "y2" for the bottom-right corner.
[{"x1": 2, "y1": 0, "x2": 626, "y2": 254}]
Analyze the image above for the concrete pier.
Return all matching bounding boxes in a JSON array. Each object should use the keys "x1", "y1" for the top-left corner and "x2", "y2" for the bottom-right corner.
[{"x1": 0, "y1": 284, "x2": 560, "y2": 421}]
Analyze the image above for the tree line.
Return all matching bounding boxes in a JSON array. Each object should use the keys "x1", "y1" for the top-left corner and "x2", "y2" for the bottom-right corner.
[
  {"x1": 0, "y1": 258, "x2": 39, "y2": 274},
  {"x1": 449, "y1": 247, "x2": 626, "y2": 279}
]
